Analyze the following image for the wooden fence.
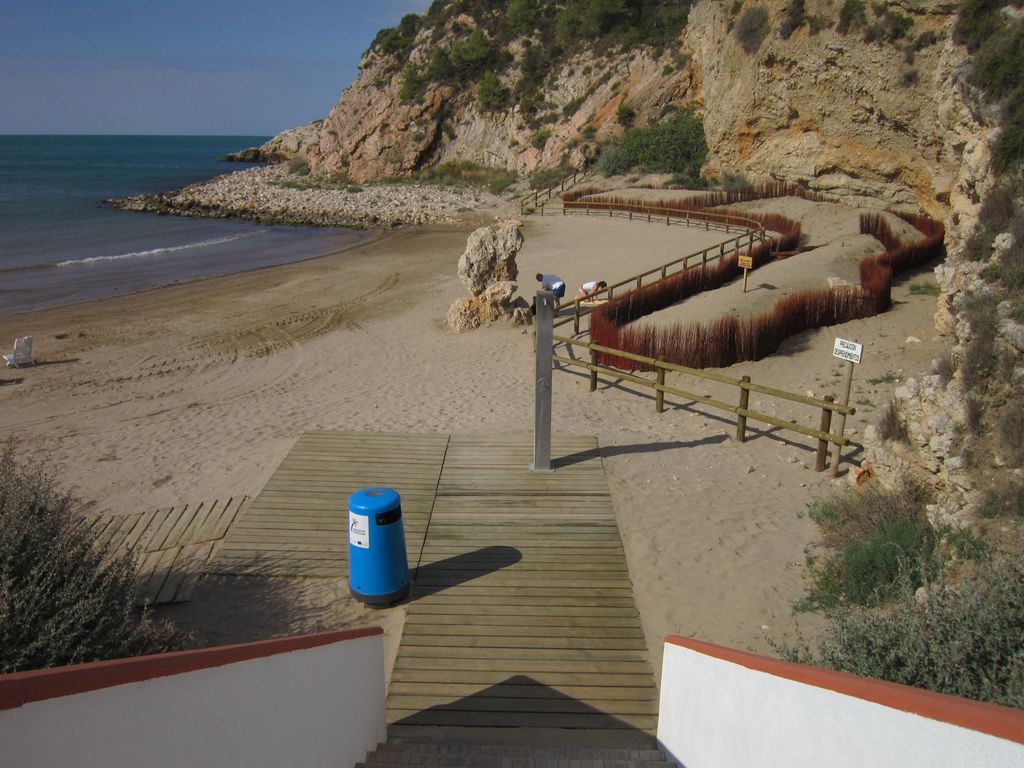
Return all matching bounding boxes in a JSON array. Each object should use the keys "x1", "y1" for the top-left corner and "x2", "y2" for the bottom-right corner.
[
  {"x1": 531, "y1": 194, "x2": 856, "y2": 474},
  {"x1": 552, "y1": 204, "x2": 768, "y2": 335},
  {"x1": 518, "y1": 164, "x2": 590, "y2": 214},
  {"x1": 552, "y1": 335, "x2": 855, "y2": 474}
]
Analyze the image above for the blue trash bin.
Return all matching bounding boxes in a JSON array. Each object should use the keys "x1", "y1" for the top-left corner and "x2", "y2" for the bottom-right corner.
[{"x1": 348, "y1": 487, "x2": 410, "y2": 605}]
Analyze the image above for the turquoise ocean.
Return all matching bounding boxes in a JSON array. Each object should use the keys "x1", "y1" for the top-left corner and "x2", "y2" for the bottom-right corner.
[{"x1": 0, "y1": 135, "x2": 367, "y2": 315}]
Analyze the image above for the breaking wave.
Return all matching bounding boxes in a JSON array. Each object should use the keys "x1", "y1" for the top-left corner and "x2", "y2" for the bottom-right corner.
[{"x1": 55, "y1": 231, "x2": 265, "y2": 267}]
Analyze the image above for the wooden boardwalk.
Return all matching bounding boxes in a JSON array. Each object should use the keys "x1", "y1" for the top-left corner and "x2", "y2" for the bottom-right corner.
[
  {"x1": 207, "y1": 432, "x2": 449, "y2": 578},
  {"x1": 91, "y1": 497, "x2": 245, "y2": 606},
  {"x1": 205, "y1": 431, "x2": 657, "y2": 733},
  {"x1": 390, "y1": 434, "x2": 656, "y2": 732}
]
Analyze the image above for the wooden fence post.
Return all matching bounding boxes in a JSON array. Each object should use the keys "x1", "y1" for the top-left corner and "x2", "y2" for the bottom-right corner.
[
  {"x1": 736, "y1": 375, "x2": 750, "y2": 442},
  {"x1": 816, "y1": 396, "x2": 835, "y2": 472},
  {"x1": 656, "y1": 362, "x2": 666, "y2": 413},
  {"x1": 590, "y1": 348, "x2": 599, "y2": 392}
]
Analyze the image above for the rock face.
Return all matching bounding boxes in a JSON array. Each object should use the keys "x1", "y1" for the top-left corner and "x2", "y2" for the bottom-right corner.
[
  {"x1": 446, "y1": 221, "x2": 529, "y2": 332},
  {"x1": 296, "y1": 0, "x2": 991, "y2": 229},
  {"x1": 224, "y1": 120, "x2": 323, "y2": 163}
]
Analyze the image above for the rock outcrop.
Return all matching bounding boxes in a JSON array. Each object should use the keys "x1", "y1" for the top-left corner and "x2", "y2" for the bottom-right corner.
[
  {"x1": 446, "y1": 221, "x2": 530, "y2": 332},
  {"x1": 107, "y1": 165, "x2": 493, "y2": 229},
  {"x1": 224, "y1": 120, "x2": 324, "y2": 163}
]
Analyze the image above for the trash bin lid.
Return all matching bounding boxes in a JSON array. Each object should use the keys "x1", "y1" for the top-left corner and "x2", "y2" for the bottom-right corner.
[{"x1": 349, "y1": 487, "x2": 400, "y2": 514}]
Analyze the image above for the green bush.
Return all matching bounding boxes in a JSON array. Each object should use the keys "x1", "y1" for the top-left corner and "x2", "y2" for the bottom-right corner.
[
  {"x1": 506, "y1": 0, "x2": 538, "y2": 34},
  {"x1": 960, "y1": 294, "x2": 999, "y2": 393},
  {"x1": 837, "y1": 0, "x2": 867, "y2": 35},
  {"x1": 528, "y1": 164, "x2": 571, "y2": 190},
  {"x1": 450, "y1": 30, "x2": 499, "y2": 78},
  {"x1": 426, "y1": 47, "x2": 455, "y2": 82},
  {"x1": 954, "y1": 0, "x2": 1007, "y2": 52},
  {"x1": 596, "y1": 143, "x2": 629, "y2": 176},
  {"x1": 477, "y1": 70, "x2": 508, "y2": 111},
  {"x1": 0, "y1": 445, "x2": 179, "y2": 673},
  {"x1": 417, "y1": 161, "x2": 517, "y2": 194},
  {"x1": 783, "y1": 551, "x2": 1024, "y2": 708},
  {"x1": 780, "y1": 0, "x2": 806, "y2": 39},
  {"x1": 803, "y1": 480, "x2": 937, "y2": 609},
  {"x1": 287, "y1": 156, "x2": 310, "y2": 176},
  {"x1": 971, "y1": 24, "x2": 1024, "y2": 101},
  {"x1": 995, "y1": 86, "x2": 1024, "y2": 173},
  {"x1": 978, "y1": 478, "x2": 1024, "y2": 518},
  {"x1": 734, "y1": 5, "x2": 770, "y2": 53},
  {"x1": 863, "y1": 3, "x2": 912, "y2": 44},
  {"x1": 399, "y1": 62, "x2": 426, "y2": 103},
  {"x1": 998, "y1": 401, "x2": 1024, "y2": 466},
  {"x1": 616, "y1": 101, "x2": 636, "y2": 127},
  {"x1": 618, "y1": 106, "x2": 707, "y2": 181},
  {"x1": 721, "y1": 170, "x2": 752, "y2": 190},
  {"x1": 532, "y1": 126, "x2": 553, "y2": 149}
]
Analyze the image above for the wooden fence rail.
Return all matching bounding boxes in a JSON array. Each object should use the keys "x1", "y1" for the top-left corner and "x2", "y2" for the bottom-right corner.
[
  {"x1": 518, "y1": 165, "x2": 590, "y2": 214},
  {"x1": 552, "y1": 335, "x2": 855, "y2": 472},
  {"x1": 551, "y1": 206, "x2": 768, "y2": 335}
]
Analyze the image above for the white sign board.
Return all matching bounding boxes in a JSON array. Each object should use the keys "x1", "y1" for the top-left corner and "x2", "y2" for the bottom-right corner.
[
  {"x1": 833, "y1": 337, "x2": 863, "y2": 364},
  {"x1": 348, "y1": 511, "x2": 369, "y2": 549}
]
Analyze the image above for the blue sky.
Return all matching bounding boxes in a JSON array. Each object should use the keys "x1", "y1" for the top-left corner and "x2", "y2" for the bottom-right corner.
[{"x1": 0, "y1": 0, "x2": 433, "y2": 135}]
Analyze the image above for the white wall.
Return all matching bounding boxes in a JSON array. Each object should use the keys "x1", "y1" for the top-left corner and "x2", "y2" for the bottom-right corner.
[
  {"x1": 0, "y1": 633, "x2": 385, "y2": 768},
  {"x1": 658, "y1": 639, "x2": 1024, "y2": 768}
]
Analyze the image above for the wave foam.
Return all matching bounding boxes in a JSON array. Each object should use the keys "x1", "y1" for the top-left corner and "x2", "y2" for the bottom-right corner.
[{"x1": 56, "y1": 231, "x2": 265, "y2": 267}]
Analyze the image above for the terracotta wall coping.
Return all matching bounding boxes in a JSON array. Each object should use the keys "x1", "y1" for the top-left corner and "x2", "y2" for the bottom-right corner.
[
  {"x1": 0, "y1": 627, "x2": 383, "y2": 712},
  {"x1": 665, "y1": 634, "x2": 1024, "y2": 746}
]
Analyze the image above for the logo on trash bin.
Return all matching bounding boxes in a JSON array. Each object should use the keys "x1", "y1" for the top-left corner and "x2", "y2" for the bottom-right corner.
[{"x1": 348, "y1": 511, "x2": 369, "y2": 549}]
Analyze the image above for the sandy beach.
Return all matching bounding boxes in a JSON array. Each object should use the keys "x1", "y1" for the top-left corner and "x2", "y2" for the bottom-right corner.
[{"x1": 0, "y1": 198, "x2": 947, "y2": 682}]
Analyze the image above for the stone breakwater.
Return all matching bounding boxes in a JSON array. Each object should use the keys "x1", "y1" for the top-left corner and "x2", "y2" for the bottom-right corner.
[{"x1": 106, "y1": 165, "x2": 501, "y2": 229}]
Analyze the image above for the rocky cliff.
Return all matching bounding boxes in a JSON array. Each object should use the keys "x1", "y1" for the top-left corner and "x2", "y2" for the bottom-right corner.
[{"x1": 297, "y1": 0, "x2": 992, "y2": 232}]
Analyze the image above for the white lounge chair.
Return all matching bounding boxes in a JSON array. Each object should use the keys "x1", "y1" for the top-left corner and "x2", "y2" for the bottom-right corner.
[{"x1": 3, "y1": 336, "x2": 33, "y2": 367}]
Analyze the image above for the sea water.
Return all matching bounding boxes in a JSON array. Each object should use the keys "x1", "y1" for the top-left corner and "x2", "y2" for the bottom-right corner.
[{"x1": 0, "y1": 135, "x2": 367, "y2": 315}]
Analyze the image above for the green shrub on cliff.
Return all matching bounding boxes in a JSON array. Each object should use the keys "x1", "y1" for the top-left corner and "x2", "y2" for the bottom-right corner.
[
  {"x1": 618, "y1": 106, "x2": 708, "y2": 181},
  {"x1": 477, "y1": 69, "x2": 508, "y2": 111},
  {"x1": 0, "y1": 444, "x2": 180, "y2": 673},
  {"x1": 734, "y1": 5, "x2": 770, "y2": 53}
]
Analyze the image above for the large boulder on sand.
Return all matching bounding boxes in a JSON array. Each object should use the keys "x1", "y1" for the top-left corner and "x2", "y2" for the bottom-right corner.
[
  {"x1": 457, "y1": 221, "x2": 523, "y2": 294},
  {"x1": 447, "y1": 221, "x2": 530, "y2": 332}
]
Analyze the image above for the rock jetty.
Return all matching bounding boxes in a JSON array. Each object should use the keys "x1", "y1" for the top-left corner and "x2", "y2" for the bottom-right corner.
[{"x1": 106, "y1": 165, "x2": 503, "y2": 229}]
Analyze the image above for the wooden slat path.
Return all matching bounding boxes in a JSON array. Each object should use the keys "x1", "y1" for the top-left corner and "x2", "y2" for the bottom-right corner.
[
  {"x1": 389, "y1": 434, "x2": 658, "y2": 733},
  {"x1": 206, "y1": 431, "x2": 451, "y2": 578},
  {"x1": 91, "y1": 497, "x2": 246, "y2": 607}
]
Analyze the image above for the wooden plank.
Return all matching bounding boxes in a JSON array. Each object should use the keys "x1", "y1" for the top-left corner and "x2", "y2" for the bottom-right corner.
[
  {"x1": 121, "y1": 508, "x2": 158, "y2": 552},
  {"x1": 387, "y1": 682, "x2": 657, "y2": 700},
  {"x1": 138, "y1": 547, "x2": 178, "y2": 606},
  {"x1": 387, "y1": 710, "x2": 656, "y2": 730},
  {"x1": 155, "y1": 540, "x2": 214, "y2": 605},
  {"x1": 387, "y1": 694, "x2": 657, "y2": 715},
  {"x1": 207, "y1": 497, "x2": 246, "y2": 541},
  {"x1": 105, "y1": 513, "x2": 144, "y2": 554},
  {"x1": 160, "y1": 503, "x2": 201, "y2": 549},
  {"x1": 390, "y1": 669, "x2": 654, "y2": 686},
  {"x1": 145, "y1": 505, "x2": 188, "y2": 552},
  {"x1": 394, "y1": 645, "x2": 649, "y2": 663},
  {"x1": 387, "y1": 663, "x2": 651, "y2": 679},
  {"x1": 93, "y1": 516, "x2": 123, "y2": 552}
]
